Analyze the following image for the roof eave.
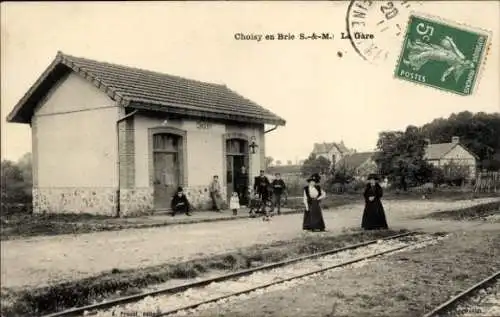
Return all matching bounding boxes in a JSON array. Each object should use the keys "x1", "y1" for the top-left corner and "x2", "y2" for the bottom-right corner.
[
  {"x1": 6, "y1": 53, "x2": 65, "y2": 124},
  {"x1": 128, "y1": 101, "x2": 286, "y2": 126}
]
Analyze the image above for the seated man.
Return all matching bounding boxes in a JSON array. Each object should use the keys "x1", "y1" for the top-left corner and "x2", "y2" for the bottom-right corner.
[{"x1": 170, "y1": 187, "x2": 192, "y2": 216}]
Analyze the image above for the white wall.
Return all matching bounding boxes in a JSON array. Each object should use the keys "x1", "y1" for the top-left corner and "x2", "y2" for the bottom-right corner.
[
  {"x1": 33, "y1": 73, "x2": 118, "y2": 187},
  {"x1": 441, "y1": 145, "x2": 477, "y2": 178},
  {"x1": 134, "y1": 116, "x2": 264, "y2": 188}
]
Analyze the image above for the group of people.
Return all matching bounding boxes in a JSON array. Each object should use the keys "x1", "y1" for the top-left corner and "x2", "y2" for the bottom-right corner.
[
  {"x1": 227, "y1": 168, "x2": 287, "y2": 220},
  {"x1": 248, "y1": 169, "x2": 287, "y2": 220},
  {"x1": 171, "y1": 166, "x2": 287, "y2": 219},
  {"x1": 301, "y1": 172, "x2": 388, "y2": 232},
  {"x1": 170, "y1": 167, "x2": 389, "y2": 232}
]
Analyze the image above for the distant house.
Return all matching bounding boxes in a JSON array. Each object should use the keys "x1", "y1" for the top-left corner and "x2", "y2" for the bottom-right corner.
[
  {"x1": 337, "y1": 152, "x2": 377, "y2": 179},
  {"x1": 6, "y1": 51, "x2": 286, "y2": 216},
  {"x1": 311, "y1": 141, "x2": 354, "y2": 166},
  {"x1": 424, "y1": 136, "x2": 478, "y2": 179}
]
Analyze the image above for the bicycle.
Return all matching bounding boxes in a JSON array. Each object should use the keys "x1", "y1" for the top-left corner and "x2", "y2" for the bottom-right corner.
[{"x1": 248, "y1": 193, "x2": 273, "y2": 218}]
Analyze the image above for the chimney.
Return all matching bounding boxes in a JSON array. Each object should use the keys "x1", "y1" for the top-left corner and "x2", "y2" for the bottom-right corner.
[{"x1": 451, "y1": 136, "x2": 460, "y2": 144}]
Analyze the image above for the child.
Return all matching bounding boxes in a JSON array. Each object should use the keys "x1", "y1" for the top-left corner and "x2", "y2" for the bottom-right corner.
[
  {"x1": 248, "y1": 191, "x2": 271, "y2": 221},
  {"x1": 248, "y1": 191, "x2": 260, "y2": 218},
  {"x1": 229, "y1": 192, "x2": 240, "y2": 216}
]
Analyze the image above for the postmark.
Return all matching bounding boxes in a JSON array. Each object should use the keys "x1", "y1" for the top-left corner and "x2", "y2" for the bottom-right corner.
[
  {"x1": 394, "y1": 12, "x2": 491, "y2": 96},
  {"x1": 345, "y1": 1, "x2": 423, "y2": 64}
]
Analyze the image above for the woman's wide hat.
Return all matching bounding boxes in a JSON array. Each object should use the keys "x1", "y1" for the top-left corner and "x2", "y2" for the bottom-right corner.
[
  {"x1": 367, "y1": 174, "x2": 379, "y2": 181},
  {"x1": 307, "y1": 173, "x2": 321, "y2": 183}
]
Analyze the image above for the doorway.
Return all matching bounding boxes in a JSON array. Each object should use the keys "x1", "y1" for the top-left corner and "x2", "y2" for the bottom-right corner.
[
  {"x1": 226, "y1": 138, "x2": 248, "y2": 200},
  {"x1": 152, "y1": 133, "x2": 181, "y2": 210}
]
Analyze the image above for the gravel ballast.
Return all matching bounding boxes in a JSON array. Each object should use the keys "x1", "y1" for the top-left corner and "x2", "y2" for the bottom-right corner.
[
  {"x1": 189, "y1": 231, "x2": 500, "y2": 317},
  {"x1": 94, "y1": 234, "x2": 442, "y2": 317},
  {"x1": 440, "y1": 279, "x2": 500, "y2": 317}
]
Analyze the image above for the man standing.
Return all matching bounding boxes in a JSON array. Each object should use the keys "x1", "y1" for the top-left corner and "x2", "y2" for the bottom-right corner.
[
  {"x1": 254, "y1": 170, "x2": 270, "y2": 214},
  {"x1": 209, "y1": 175, "x2": 221, "y2": 212},
  {"x1": 271, "y1": 173, "x2": 286, "y2": 215},
  {"x1": 236, "y1": 166, "x2": 249, "y2": 206}
]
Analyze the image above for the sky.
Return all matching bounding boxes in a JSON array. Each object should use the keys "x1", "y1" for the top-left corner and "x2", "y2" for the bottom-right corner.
[{"x1": 2, "y1": 1, "x2": 499, "y2": 163}]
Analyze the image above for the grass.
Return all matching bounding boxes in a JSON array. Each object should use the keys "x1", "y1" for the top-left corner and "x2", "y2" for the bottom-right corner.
[
  {"x1": 0, "y1": 229, "x2": 407, "y2": 317},
  {"x1": 420, "y1": 200, "x2": 500, "y2": 221}
]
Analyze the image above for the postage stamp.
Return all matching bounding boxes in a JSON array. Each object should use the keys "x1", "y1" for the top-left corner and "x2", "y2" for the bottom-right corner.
[{"x1": 394, "y1": 13, "x2": 491, "y2": 96}]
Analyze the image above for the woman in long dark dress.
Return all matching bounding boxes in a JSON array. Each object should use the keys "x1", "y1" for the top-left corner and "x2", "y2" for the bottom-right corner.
[
  {"x1": 361, "y1": 174, "x2": 388, "y2": 230},
  {"x1": 303, "y1": 173, "x2": 326, "y2": 232}
]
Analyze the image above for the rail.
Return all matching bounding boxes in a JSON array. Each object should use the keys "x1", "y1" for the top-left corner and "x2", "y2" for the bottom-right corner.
[
  {"x1": 421, "y1": 270, "x2": 500, "y2": 317},
  {"x1": 42, "y1": 231, "x2": 417, "y2": 317}
]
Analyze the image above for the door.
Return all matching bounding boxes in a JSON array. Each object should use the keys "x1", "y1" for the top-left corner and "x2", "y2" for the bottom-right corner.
[
  {"x1": 226, "y1": 155, "x2": 245, "y2": 200},
  {"x1": 226, "y1": 155, "x2": 234, "y2": 201},
  {"x1": 153, "y1": 134, "x2": 180, "y2": 210},
  {"x1": 225, "y1": 138, "x2": 249, "y2": 201},
  {"x1": 233, "y1": 155, "x2": 245, "y2": 186}
]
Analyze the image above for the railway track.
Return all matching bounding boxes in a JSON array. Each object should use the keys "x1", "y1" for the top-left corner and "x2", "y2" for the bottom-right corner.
[
  {"x1": 422, "y1": 270, "x2": 500, "y2": 317},
  {"x1": 41, "y1": 231, "x2": 445, "y2": 317}
]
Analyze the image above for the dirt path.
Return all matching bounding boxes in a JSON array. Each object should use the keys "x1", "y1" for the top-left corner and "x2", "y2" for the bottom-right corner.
[
  {"x1": 1, "y1": 198, "x2": 498, "y2": 290},
  {"x1": 194, "y1": 229, "x2": 500, "y2": 317}
]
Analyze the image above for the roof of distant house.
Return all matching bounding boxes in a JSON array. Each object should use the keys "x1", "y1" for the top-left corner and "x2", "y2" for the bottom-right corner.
[
  {"x1": 7, "y1": 51, "x2": 286, "y2": 125},
  {"x1": 337, "y1": 152, "x2": 375, "y2": 169},
  {"x1": 424, "y1": 142, "x2": 479, "y2": 160},
  {"x1": 312, "y1": 142, "x2": 349, "y2": 155}
]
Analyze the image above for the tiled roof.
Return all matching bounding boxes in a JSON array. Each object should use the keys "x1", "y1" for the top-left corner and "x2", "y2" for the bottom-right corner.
[
  {"x1": 336, "y1": 142, "x2": 349, "y2": 153},
  {"x1": 424, "y1": 143, "x2": 457, "y2": 160},
  {"x1": 424, "y1": 142, "x2": 479, "y2": 160},
  {"x1": 312, "y1": 142, "x2": 350, "y2": 154},
  {"x1": 313, "y1": 142, "x2": 335, "y2": 154},
  {"x1": 7, "y1": 51, "x2": 286, "y2": 125},
  {"x1": 337, "y1": 152, "x2": 375, "y2": 169}
]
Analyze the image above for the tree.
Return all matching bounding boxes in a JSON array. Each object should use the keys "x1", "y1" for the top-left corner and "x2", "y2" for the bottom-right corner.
[
  {"x1": 1, "y1": 152, "x2": 33, "y2": 208},
  {"x1": 17, "y1": 153, "x2": 32, "y2": 196},
  {"x1": 301, "y1": 153, "x2": 331, "y2": 177},
  {"x1": 1, "y1": 160, "x2": 31, "y2": 205},
  {"x1": 276, "y1": 160, "x2": 282, "y2": 166},
  {"x1": 374, "y1": 126, "x2": 432, "y2": 188},
  {"x1": 331, "y1": 166, "x2": 354, "y2": 184},
  {"x1": 287, "y1": 160, "x2": 293, "y2": 165},
  {"x1": 374, "y1": 130, "x2": 405, "y2": 177},
  {"x1": 265, "y1": 156, "x2": 274, "y2": 168}
]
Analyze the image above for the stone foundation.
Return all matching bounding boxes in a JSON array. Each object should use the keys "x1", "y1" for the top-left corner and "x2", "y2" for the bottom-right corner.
[
  {"x1": 184, "y1": 185, "x2": 227, "y2": 210},
  {"x1": 33, "y1": 187, "x2": 117, "y2": 216},
  {"x1": 119, "y1": 188, "x2": 154, "y2": 217},
  {"x1": 33, "y1": 186, "x2": 228, "y2": 216}
]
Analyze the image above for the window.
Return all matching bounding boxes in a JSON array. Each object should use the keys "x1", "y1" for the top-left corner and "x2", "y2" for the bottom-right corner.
[
  {"x1": 153, "y1": 134, "x2": 179, "y2": 152},
  {"x1": 226, "y1": 139, "x2": 246, "y2": 154}
]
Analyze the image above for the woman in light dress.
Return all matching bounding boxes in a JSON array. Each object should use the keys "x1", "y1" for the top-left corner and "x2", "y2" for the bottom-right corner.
[{"x1": 302, "y1": 173, "x2": 326, "y2": 232}]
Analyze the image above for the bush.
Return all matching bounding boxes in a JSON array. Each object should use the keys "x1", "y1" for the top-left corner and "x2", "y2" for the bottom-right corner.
[
  {"x1": 1, "y1": 155, "x2": 33, "y2": 215},
  {"x1": 348, "y1": 179, "x2": 366, "y2": 192},
  {"x1": 283, "y1": 176, "x2": 307, "y2": 196}
]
